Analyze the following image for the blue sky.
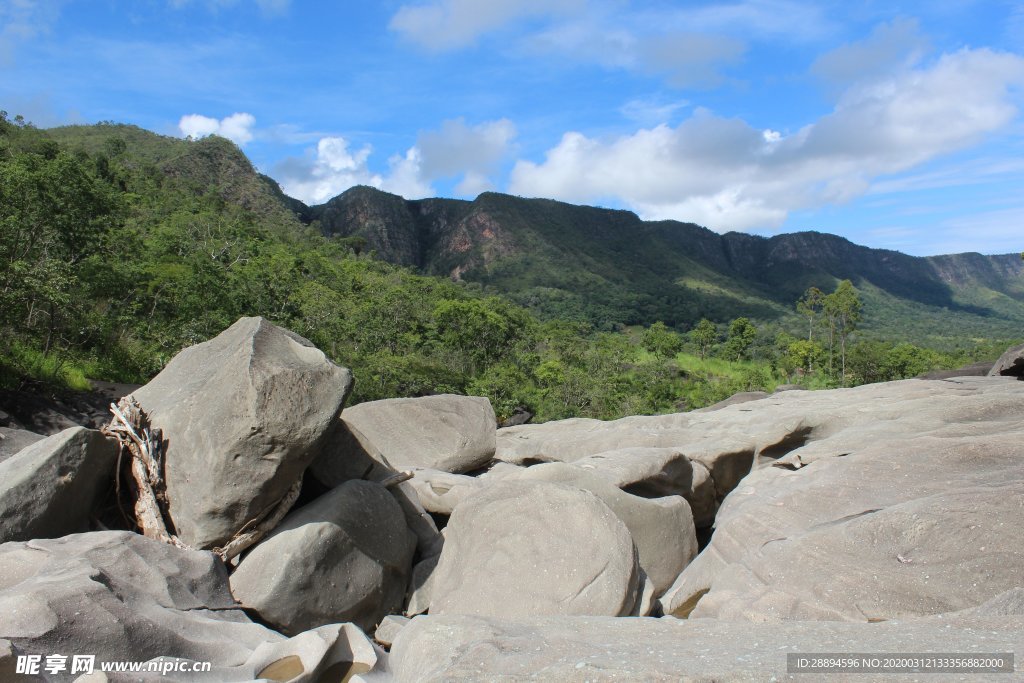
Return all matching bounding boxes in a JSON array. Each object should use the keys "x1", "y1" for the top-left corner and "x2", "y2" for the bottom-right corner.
[{"x1": 2, "y1": 0, "x2": 1023, "y2": 256}]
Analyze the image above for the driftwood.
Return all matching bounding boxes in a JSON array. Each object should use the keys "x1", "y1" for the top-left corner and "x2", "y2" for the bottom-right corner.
[
  {"x1": 103, "y1": 397, "x2": 188, "y2": 550},
  {"x1": 215, "y1": 476, "x2": 303, "y2": 562}
]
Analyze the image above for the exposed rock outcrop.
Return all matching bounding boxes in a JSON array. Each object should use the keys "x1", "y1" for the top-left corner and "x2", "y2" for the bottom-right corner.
[
  {"x1": 988, "y1": 342, "x2": 1024, "y2": 377},
  {"x1": 131, "y1": 316, "x2": 353, "y2": 549}
]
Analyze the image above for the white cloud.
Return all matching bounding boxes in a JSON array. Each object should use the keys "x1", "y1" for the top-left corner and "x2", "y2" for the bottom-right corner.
[
  {"x1": 275, "y1": 136, "x2": 383, "y2": 205},
  {"x1": 389, "y1": 0, "x2": 584, "y2": 51},
  {"x1": 178, "y1": 112, "x2": 256, "y2": 145},
  {"x1": 509, "y1": 48, "x2": 1024, "y2": 232},
  {"x1": 417, "y1": 117, "x2": 516, "y2": 183},
  {"x1": 273, "y1": 117, "x2": 517, "y2": 204}
]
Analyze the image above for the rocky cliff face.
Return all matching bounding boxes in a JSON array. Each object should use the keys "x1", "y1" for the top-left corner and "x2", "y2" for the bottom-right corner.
[{"x1": 295, "y1": 186, "x2": 1024, "y2": 338}]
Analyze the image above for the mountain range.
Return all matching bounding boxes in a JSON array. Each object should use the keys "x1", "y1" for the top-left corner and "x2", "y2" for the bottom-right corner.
[{"x1": 51, "y1": 124, "x2": 1024, "y2": 347}]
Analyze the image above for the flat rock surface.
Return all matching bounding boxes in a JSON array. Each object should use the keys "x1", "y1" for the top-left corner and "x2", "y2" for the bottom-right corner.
[
  {"x1": 430, "y1": 480, "x2": 640, "y2": 618},
  {"x1": 660, "y1": 377, "x2": 1024, "y2": 621},
  {"x1": 390, "y1": 613, "x2": 1024, "y2": 682},
  {"x1": 132, "y1": 316, "x2": 352, "y2": 549}
]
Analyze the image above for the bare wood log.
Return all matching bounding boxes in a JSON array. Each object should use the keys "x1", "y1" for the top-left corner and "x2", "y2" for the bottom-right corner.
[
  {"x1": 103, "y1": 398, "x2": 188, "y2": 551},
  {"x1": 215, "y1": 476, "x2": 303, "y2": 563}
]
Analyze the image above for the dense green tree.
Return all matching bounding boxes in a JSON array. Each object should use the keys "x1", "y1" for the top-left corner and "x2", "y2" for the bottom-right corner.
[
  {"x1": 723, "y1": 317, "x2": 757, "y2": 360},
  {"x1": 641, "y1": 321, "x2": 683, "y2": 359},
  {"x1": 690, "y1": 318, "x2": 717, "y2": 360},
  {"x1": 823, "y1": 280, "x2": 863, "y2": 383}
]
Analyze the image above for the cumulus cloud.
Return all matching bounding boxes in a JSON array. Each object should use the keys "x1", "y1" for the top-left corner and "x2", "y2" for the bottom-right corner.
[
  {"x1": 274, "y1": 136, "x2": 383, "y2": 205},
  {"x1": 274, "y1": 118, "x2": 516, "y2": 205},
  {"x1": 179, "y1": 112, "x2": 256, "y2": 145},
  {"x1": 389, "y1": 0, "x2": 584, "y2": 51},
  {"x1": 509, "y1": 47, "x2": 1024, "y2": 231},
  {"x1": 417, "y1": 117, "x2": 516, "y2": 186}
]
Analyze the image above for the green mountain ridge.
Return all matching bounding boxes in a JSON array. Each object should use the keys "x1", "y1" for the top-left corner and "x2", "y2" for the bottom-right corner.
[
  {"x1": 304, "y1": 185, "x2": 1024, "y2": 346},
  {"x1": 46, "y1": 123, "x2": 1024, "y2": 347}
]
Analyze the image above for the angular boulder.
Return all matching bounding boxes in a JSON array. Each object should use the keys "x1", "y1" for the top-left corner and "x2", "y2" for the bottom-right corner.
[
  {"x1": 336, "y1": 394, "x2": 496, "y2": 473},
  {"x1": 230, "y1": 480, "x2": 416, "y2": 634},
  {"x1": 0, "y1": 427, "x2": 118, "y2": 543},
  {"x1": 988, "y1": 342, "x2": 1024, "y2": 378},
  {"x1": 513, "y1": 463, "x2": 697, "y2": 598},
  {"x1": 430, "y1": 480, "x2": 640, "y2": 618},
  {"x1": 131, "y1": 316, "x2": 353, "y2": 549}
]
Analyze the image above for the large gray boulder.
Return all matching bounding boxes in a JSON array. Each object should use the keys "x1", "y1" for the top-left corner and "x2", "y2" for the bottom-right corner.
[
  {"x1": 431, "y1": 480, "x2": 641, "y2": 618},
  {"x1": 0, "y1": 427, "x2": 43, "y2": 463},
  {"x1": 230, "y1": 480, "x2": 416, "y2": 634},
  {"x1": 987, "y1": 342, "x2": 1024, "y2": 377},
  {"x1": 390, "y1": 613, "x2": 1024, "y2": 682},
  {"x1": 0, "y1": 427, "x2": 118, "y2": 543},
  {"x1": 513, "y1": 463, "x2": 697, "y2": 598},
  {"x1": 131, "y1": 316, "x2": 353, "y2": 549},
  {"x1": 660, "y1": 376, "x2": 1024, "y2": 621},
  {"x1": 334, "y1": 394, "x2": 496, "y2": 473}
]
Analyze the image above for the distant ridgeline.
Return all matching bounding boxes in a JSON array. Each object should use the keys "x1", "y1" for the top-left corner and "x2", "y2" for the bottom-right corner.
[
  {"x1": 1, "y1": 117, "x2": 1020, "y2": 422},
  {"x1": 301, "y1": 185, "x2": 1024, "y2": 347}
]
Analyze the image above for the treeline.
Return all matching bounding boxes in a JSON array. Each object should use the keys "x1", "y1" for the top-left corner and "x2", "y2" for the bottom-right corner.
[{"x1": 0, "y1": 114, "x2": 1009, "y2": 424}]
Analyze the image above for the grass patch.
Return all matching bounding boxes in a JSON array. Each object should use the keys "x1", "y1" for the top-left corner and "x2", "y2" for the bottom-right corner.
[{"x1": 0, "y1": 342, "x2": 95, "y2": 392}]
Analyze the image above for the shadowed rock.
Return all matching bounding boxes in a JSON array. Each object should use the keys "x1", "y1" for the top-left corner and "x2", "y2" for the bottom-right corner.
[{"x1": 0, "y1": 427, "x2": 118, "y2": 543}]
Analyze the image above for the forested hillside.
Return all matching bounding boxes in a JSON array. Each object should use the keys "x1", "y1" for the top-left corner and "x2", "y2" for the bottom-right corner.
[
  {"x1": 0, "y1": 116, "x2": 1015, "y2": 424},
  {"x1": 310, "y1": 187, "x2": 1024, "y2": 348}
]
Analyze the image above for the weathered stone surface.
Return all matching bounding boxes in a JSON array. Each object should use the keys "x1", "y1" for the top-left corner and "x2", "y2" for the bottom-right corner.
[
  {"x1": 374, "y1": 615, "x2": 409, "y2": 648},
  {"x1": 431, "y1": 480, "x2": 640, "y2": 618},
  {"x1": 570, "y1": 446, "x2": 717, "y2": 527},
  {"x1": 513, "y1": 463, "x2": 697, "y2": 598},
  {"x1": 230, "y1": 480, "x2": 416, "y2": 634},
  {"x1": 406, "y1": 467, "x2": 483, "y2": 515},
  {"x1": 0, "y1": 426, "x2": 43, "y2": 463},
  {"x1": 0, "y1": 427, "x2": 118, "y2": 543},
  {"x1": 0, "y1": 531, "x2": 277, "y2": 669},
  {"x1": 405, "y1": 555, "x2": 439, "y2": 617},
  {"x1": 131, "y1": 316, "x2": 352, "y2": 549},
  {"x1": 338, "y1": 394, "x2": 496, "y2": 473},
  {"x1": 693, "y1": 390, "x2": 769, "y2": 412},
  {"x1": 390, "y1": 613, "x2": 1024, "y2": 682},
  {"x1": 660, "y1": 377, "x2": 1024, "y2": 621},
  {"x1": 919, "y1": 359, "x2": 992, "y2": 379},
  {"x1": 988, "y1": 342, "x2": 1024, "y2": 377}
]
